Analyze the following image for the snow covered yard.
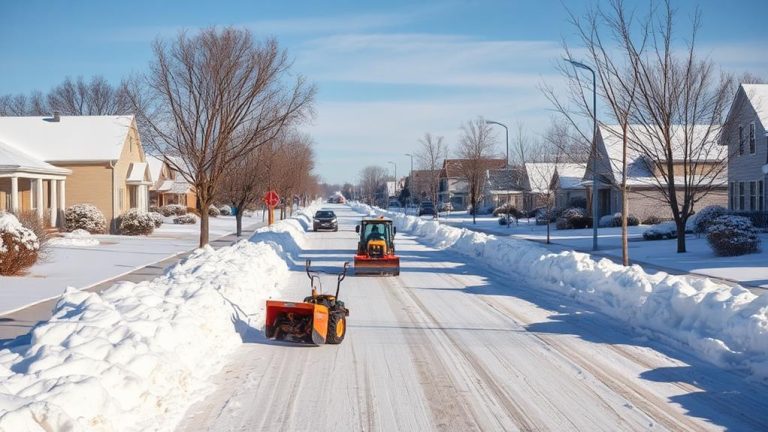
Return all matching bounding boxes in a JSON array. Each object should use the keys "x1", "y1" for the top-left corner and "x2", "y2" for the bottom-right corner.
[
  {"x1": 0, "y1": 205, "x2": 317, "y2": 431},
  {"x1": 0, "y1": 215, "x2": 265, "y2": 315},
  {"x1": 440, "y1": 211, "x2": 768, "y2": 289},
  {"x1": 354, "y1": 202, "x2": 768, "y2": 379}
]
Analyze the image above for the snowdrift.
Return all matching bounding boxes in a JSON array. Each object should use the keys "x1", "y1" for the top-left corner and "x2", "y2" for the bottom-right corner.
[
  {"x1": 0, "y1": 202, "x2": 320, "y2": 431},
  {"x1": 351, "y1": 202, "x2": 768, "y2": 378}
]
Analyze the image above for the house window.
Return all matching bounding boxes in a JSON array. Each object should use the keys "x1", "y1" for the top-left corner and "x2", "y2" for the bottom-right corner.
[
  {"x1": 759, "y1": 180, "x2": 765, "y2": 212},
  {"x1": 739, "y1": 125, "x2": 744, "y2": 155},
  {"x1": 739, "y1": 182, "x2": 745, "y2": 210},
  {"x1": 729, "y1": 182, "x2": 735, "y2": 210},
  {"x1": 749, "y1": 123, "x2": 756, "y2": 154},
  {"x1": 750, "y1": 181, "x2": 757, "y2": 211}
]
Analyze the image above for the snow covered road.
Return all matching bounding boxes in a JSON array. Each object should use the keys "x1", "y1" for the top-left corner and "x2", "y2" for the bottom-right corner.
[{"x1": 177, "y1": 205, "x2": 768, "y2": 431}]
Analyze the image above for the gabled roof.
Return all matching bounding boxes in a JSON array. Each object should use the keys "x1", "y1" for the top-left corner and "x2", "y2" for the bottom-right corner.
[
  {"x1": 554, "y1": 163, "x2": 587, "y2": 190},
  {"x1": 741, "y1": 84, "x2": 768, "y2": 128},
  {"x1": 146, "y1": 155, "x2": 164, "y2": 183},
  {"x1": 0, "y1": 115, "x2": 135, "y2": 162},
  {"x1": 486, "y1": 167, "x2": 527, "y2": 192},
  {"x1": 524, "y1": 163, "x2": 557, "y2": 193},
  {"x1": 441, "y1": 158, "x2": 506, "y2": 178},
  {"x1": 0, "y1": 140, "x2": 71, "y2": 176},
  {"x1": 593, "y1": 124, "x2": 725, "y2": 185}
]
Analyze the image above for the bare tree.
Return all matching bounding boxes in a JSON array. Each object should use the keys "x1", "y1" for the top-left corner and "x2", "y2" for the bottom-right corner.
[
  {"x1": 456, "y1": 118, "x2": 499, "y2": 224},
  {"x1": 217, "y1": 143, "x2": 269, "y2": 237},
  {"x1": 359, "y1": 165, "x2": 388, "y2": 205},
  {"x1": 415, "y1": 133, "x2": 448, "y2": 210},
  {"x1": 47, "y1": 76, "x2": 132, "y2": 115},
  {"x1": 130, "y1": 27, "x2": 315, "y2": 246},
  {"x1": 0, "y1": 91, "x2": 47, "y2": 116}
]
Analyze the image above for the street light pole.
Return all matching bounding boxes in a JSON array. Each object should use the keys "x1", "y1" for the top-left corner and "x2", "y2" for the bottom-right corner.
[
  {"x1": 566, "y1": 58, "x2": 598, "y2": 251},
  {"x1": 485, "y1": 120, "x2": 509, "y2": 168}
]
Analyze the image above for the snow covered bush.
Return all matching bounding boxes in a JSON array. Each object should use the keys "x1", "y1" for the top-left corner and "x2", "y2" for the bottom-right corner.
[
  {"x1": 642, "y1": 221, "x2": 678, "y2": 240},
  {"x1": 174, "y1": 214, "x2": 197, "y2": 224},
  {"x1": 219, "y1": 205, "x2": 232, "y2": 216},
  {"x1": 642, "y1": 215, "x2": 664, "y2": 225},
  {"x1": 208, "y1": 205, "x2": 221, "y2": 217},
  {"x1": 149, "y1": 211, "x2": 164, "y2": 228},
  {"x1": 149, "y1": 204, "x2": 160, "y2": 213},
  {"x1": 706, "y1": 215, "x2": 760, "y2": 256},
  {"x1": 556, "y1": 207, "x2": 591, "y2": 230},
  {"x1": 0, "y1": 212, "x2": 40, "y2": 275},
  {"x1": 160, "y1": 204, "x2": 187, "y2": 217},
  {"x1": 64, "y1": 203, "x2": 107, "y2": 234},
  {"x1": 492, "y1": 203, "x2": 523, "y2": 218},
  {"x1": 48, "y1": 229, "x2": 100, "y2": 247},
  {"x1": 119, "y1": 209, "x2": 155, "y2": 235},
  {"x1": 689, "y1": 205, "x2": 727, "y2": 234},
  {"x1": 598, "y1": 212, "x2": 639, "y2": 228}
]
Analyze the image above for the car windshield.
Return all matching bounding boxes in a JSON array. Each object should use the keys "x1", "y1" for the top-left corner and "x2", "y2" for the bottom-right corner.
[
  {"x1": 316, "y1": 211, "x2": 335, "y2": 218},
  {"x1": 363, "y1": 222, "x2": 392, "y2": 242}
]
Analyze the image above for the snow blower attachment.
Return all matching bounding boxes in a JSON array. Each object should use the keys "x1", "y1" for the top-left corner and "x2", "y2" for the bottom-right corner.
[
  {"x1": 354, "y1": 217, "x2": 400, "y2": 276},
  {"x1": 265, "y1": 260, "x2": 350, "y2": 345}
]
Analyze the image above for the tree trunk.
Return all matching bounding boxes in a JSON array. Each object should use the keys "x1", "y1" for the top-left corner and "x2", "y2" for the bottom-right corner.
[
  {"x1": 236, "y1": 212, "x2": 243, "y2": 237},
  {"x1": 676, "y1": 221, "x2": 687, "y2": 253},
  {"x1": 546, "y1": 208, "x2": 551, "y2": 244},
  {"x1": 199, "y1": 210, "x2": 209, "y2": 247},
  {"x1": 621, "y1": 130, "x2": 629, "y2": 266}
]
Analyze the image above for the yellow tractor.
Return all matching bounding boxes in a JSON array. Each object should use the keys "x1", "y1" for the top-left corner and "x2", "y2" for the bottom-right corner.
[{"x1": 354, "y1": 217, "x2": 400, "y2": 276}]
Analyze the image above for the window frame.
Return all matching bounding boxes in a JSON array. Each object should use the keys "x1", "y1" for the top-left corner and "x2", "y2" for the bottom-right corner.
[
  {"x1": 749, "y1": 122, "x2": 756, "y2": 154},
  {"x1": 738, "y1": 125, "x2": 744, "y2": 156},
  {"x1": 759, "y1": 180, "x2": 765, "y2": 212},
  {"x1": 739, "y1": 181, "x2": 745, "y2": 211},
  {"x1": 750, "y1": 181, "x2": 757, "y2": 211}
]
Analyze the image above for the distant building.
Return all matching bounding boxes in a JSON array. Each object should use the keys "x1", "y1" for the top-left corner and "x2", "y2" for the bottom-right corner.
[
  {"x1": 438, "y1": 158, "x2": 506, "y2": 210},
  {"x1": 481, "y1": 167, "x2": 528, "y2": 209},
  {"x1": 407, "y1": 169, "x2": 440, "y2": 202},
  {"x1": 147, "y1": 155, "x2": 196, "y2": 208}
]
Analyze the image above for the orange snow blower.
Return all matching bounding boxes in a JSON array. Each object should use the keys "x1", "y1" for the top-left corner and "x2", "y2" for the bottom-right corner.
[
  {"x1": 265, "y1": 260, "x2": 350, "y2": 345},
  {"x1": 354, "y1": 217, "x2": 400, "y2": 276}
]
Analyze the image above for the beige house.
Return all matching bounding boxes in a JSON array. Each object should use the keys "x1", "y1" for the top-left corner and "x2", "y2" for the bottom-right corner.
[
  {"x1": 524, "y1": 162, "x2": 588, "y2": 211},
  {"x1": 0, "y1": 114, "x2": 152, "y2": 230},
  {"x1": 584, "y1": 124, "x2": 728, "y2": 221},
  {"x1": 147, "y1": 155, "x2": 196, "y2": 208}
]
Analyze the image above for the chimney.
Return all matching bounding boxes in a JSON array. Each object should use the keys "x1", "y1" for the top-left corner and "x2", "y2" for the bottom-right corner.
[{"x1": 52, "y1": 111, "x2": 60, "y2": 122}]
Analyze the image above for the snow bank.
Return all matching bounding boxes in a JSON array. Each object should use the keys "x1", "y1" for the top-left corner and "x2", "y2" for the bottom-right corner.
[
  {"x1": 49, "y1": 229, "x2": 100, "y2": 247},
  {"x1": 0, "y1": 205, "x2": 321, "y2": 431},
  {"x1": 351, "y1": 202, "x2": 768, "y2": 378}
]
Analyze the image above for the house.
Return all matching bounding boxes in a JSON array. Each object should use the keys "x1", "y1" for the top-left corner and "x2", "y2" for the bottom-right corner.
[
  {"x1": 481, "y1": 167, "x2": 528, "y2": 209},
  {"x1": 721, "y1": 83, "x2": 768, "y2": 213},
  {"x1": 407, "y1": 169, "x2": 440, "y2": 202},
  {"x1": 147, "y1": 155, "x2": 196, "y2": 208},
  {"x1": 0, "y1": 114, "x2": 152, "y2": 230},
  {"x1": 438, "y1": 158, "x2": 506, "y2": 210},
  {"x1": 584, "y1": 124, "x2": 728, "y2": 221},
  {"x1": 523, "y1": 162, "x2": 587, "y2": 211},
  {"x1": 552, "y1": 164, "x2": 588, "y2": 208}
]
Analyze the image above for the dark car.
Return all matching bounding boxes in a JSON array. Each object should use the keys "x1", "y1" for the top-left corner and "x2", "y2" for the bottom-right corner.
[
  {"x1": 418, "y1": 202, "x2": 436, "y2": 217},
  {"x1": 313, "y1": 210, "x2": 338, "y2": 232}
]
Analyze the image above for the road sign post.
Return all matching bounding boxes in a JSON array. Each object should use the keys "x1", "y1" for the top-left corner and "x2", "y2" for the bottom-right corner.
[{"x1": 264, "y1": 190, "x2": 280, "y2": 226}]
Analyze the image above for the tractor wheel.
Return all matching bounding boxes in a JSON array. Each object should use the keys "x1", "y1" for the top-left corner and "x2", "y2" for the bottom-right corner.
[{"x1": 326, "y1": 314, "x2": 346, "y2": 344}]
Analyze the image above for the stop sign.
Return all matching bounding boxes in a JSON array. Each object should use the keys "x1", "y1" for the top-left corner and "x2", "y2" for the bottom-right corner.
[{"x1": 263, "y1": 190, "x2": 280, "y2": 207}]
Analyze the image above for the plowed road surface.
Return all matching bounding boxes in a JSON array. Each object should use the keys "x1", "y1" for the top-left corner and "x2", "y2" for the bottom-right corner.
[{"x1": 176, "y1": 205, "x2": 768, "y2": 432}]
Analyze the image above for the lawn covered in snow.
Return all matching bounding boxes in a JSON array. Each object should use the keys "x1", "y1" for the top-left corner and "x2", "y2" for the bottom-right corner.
[
  {"x1": 0, "y1": 215, "x2": 265, "y2": 315},
  {"x1": 0, "y1": 205, "x2": 318, "y2": 431},
  {"x1": 440, "y1": 211, "x2": 768, "y2": 290},
  {"x1": 354, "y1": 202, "x2": 768, "y2": 379}
]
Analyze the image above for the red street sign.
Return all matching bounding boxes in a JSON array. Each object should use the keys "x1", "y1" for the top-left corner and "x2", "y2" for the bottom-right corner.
[{"x1": 264, "y1": 190, "x2": 280, "y2": 207}]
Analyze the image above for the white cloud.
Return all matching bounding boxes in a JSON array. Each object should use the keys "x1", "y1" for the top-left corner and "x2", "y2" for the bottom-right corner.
[{"x1": 298, "y1": 33, "x2": 564, "y2": 88}]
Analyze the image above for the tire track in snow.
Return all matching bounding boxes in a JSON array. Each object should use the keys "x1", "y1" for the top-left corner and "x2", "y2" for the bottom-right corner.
[
  {"x1": 384, "y1": 275, "x2": 539, "y2": 431},
  {"x1": 481, "y1": 297, "x2": 705, "y2": 432}
]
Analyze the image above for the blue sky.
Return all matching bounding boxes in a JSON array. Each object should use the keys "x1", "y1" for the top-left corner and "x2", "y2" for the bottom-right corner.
[{"x1": 2, "y1": 0, "x2": 767, "y2": 184}]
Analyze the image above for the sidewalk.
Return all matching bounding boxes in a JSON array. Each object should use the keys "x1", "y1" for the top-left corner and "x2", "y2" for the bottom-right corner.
[
  {"x1": 0, "y1": 223, "x2": 264, "y2": 342},
  {"x1": 442, "y1": 219, "x2": 768, "y2": 295}
]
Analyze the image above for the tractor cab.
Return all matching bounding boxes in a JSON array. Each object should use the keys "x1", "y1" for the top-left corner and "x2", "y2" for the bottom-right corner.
[{"x1": 354, "y1": 217, "x2": 400, "y2": 275}]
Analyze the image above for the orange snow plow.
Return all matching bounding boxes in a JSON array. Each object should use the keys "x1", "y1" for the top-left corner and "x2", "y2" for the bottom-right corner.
[
  {"x1": 354, "y1": 217, "x2": 400, "y2": 276},
  {"x1": 265, "y1": 260, "x2": 349, "y2": 345}
]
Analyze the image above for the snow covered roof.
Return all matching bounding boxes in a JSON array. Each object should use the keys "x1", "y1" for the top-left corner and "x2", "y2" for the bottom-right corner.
[
  {"x1": 126, "y1": 162, "x2": 149, "y2": 184},
  {"x1": 0, "y1": 140, "x2": 71, "y2": 176},
  {"x1": 486, "y1": 167, "x2": 526, "y2": 192},
  {"x1": 146, "y1": 155, "x2": 164, "y2": 183},
  {"x1": 555, "y1": 163, "x2": 587, "y2": 190},
  {"x1": 595, "y1": 124, "x2": 725, "y2": 184},
  {"x1": 0, "y1": 115, "x2": 135, "y2": 162},
  {"x1": 741, "y1": 84, "x2": 768, "y2": 128}
]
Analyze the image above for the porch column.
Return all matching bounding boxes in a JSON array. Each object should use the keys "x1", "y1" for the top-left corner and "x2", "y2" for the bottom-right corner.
[
  {"x1": 49, "y1": 180, "x2": 58, "y2": 227},
  {"x1": 10, "y1": 177, "x2": 19, "y2": 213},
  {"x1": 57, "y1": 180, "x2": 66, "y2": 228},
  {"x1": 35, "y1": 178, "x2": 44, "y2": 219}
]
